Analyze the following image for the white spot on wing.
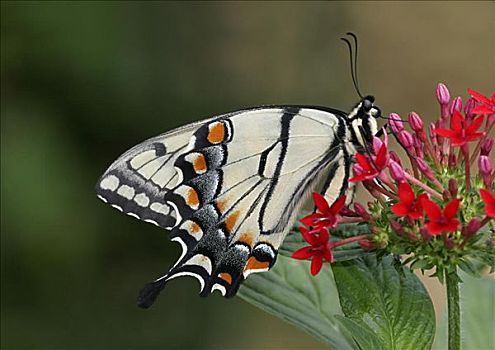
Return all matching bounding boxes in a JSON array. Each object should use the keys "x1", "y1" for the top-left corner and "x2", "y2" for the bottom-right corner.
[
  {"x1": 100, "y1": 175, "x2": 119, "y2": 191},
  {"x1": 111, "y1": 204, "x2": 123, "y2": 212},
  {"x1": 127, "y1": 212, "x2": 140, "y2": 219},
  {"x1": 243, "y1": 267, "x2": 269, "y2": 279},
  {"x1": 150, "y1": 202, "x2": 170, "y2": 215},
  {"x1": 171, "y1": 236, "x2": 188, "y2": 268},
  {"x1": 138, "y1": 157, "x2": 166, "y2": 180},
  {"x1": 211, "y1": 283, "x2": 226, "y2": 296},
  {"x1": 129, "y1": 150, "x2": 157, "y2": 169},
  {"x1": 117, "y1": 185, "x2": 135, "y2": 200},
  {"x1": 134, "y1": 193, "x2": 150, "y2": 207},
  {"x1": 184, "y1": 254, "x2": 212, "y2": 274},
  {"x1": 97, "y1": 194, "x2": 108, "y2": 203},
  {"x1": 165, "y1": 271, "x2": 205, "y2": 292},
  {"x1": 144, "y1": 219, "x2": 159, "y2": 226}
]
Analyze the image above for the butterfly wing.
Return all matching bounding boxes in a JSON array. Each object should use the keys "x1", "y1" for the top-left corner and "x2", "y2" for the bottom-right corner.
[
  {"x1": 96, "y1": 121, "x2": 210, "y2": 229},
  {"x1": 134, "y1": 106, "x2": 352, "y2": 307}
]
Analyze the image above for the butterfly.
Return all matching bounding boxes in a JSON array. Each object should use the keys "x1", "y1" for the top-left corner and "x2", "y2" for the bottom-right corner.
[
  {"x1": 96, "y1": 97, "x2": 382, "y2": 308},
  {"x1": 96, "y1": 32, "x2": 382, "y2": 308}
]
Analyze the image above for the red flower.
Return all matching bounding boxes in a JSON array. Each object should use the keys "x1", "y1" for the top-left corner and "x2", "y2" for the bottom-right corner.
[
  {"x1": 300, "y1": 193, "x2": 346, "y2": 230},
  {"x1": 433, "y1": 111, "x2": 485, "y2": 146},
  {"x1": 349, "y1": 143, "x2": 388, "y2": 182},
  {"x1": 292, "y1": 227, "x2": 333, "y2": 275},
  {"x1": 468, "y1": 88, "x2": 495, "y2": 115},
  {"x1": 480, "y1": 189, "x2": 495, "y2": 218},
  {"x1": 391, "y1": 182, "x2": 428, "y2": 220},
  {"x1": 422, "y1": 197, "x2": 461, "y2": 236}
]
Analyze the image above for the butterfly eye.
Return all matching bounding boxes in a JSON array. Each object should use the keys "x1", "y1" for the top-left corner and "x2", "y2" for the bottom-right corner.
[{"x1": 362, "y1": 99, "x2": 373, "y2": 111}]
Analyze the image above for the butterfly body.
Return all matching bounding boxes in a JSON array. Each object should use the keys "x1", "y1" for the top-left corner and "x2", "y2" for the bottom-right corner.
[{"x1": 96, "y1": 97, "x2": 380, "y2": 308}]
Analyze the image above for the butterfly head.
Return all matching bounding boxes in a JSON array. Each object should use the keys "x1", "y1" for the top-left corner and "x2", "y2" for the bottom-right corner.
[{"x1": 348, "y1": 95, "x2": 381, "y2": 150}]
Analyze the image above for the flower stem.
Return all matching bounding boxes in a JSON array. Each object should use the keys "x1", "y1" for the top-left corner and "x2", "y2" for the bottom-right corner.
[{"x1": 446, "y1": 269, "x2": 461, "y2": 350}]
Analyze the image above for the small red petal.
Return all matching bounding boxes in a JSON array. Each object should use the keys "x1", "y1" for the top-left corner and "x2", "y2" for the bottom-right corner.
[
  {"x1": 425, "y1": 222, "x2": 443, "y2": 236},
  {"x1": 407, "y1": 210, "x2": 424, "y2": 220},
  {"x1": 444, "y1": 198, "x2": 461, "y2": 219},
  {"x1": 391, "y1": 203, "x2": 410, "y2": 216},
  {"x1": 292, "y1": 246, "x2": 314, "y2": 260},
  {"x1": 300, "y1": 213, "x2": 322, "y2": 226},
  {"x1": 349, "y1": 173, "x2": 370, "y2": 183},
  {"x1": 375, "y1": 144, "x2": 388, "y2": 168},
  {"x1": 472, "y1": 106, "x2": 495, "y2": 115},
  {"x1": 323, "y1": 248, "x2": 333, "y2": 263},
  {"x1": 480, "y1": 189, "x2": 495, "y2": 206},
  {"x1": 398, "y1": 182, "x2": 414, "y2": 205},
  {"x1": 312, "y1": 192, "x2": 330, "y2": 213},
  {"x1": 443, "y1": 219, "x2": 460, "y2": 233},
  {"x1": 485, "y1": 204, "x2": 495, "y2": 218},
  {"x1": 468, "y1": 88, "x2": 491, "y2": 105},
  {"x1": 317, "y1": 228, "x2": 329, "y2": 244},
  {"x1": 467, "y1": 115, "x2": 485, "y2": 134},
  {"x1": 355, "y1": 153, "x2": 374, "y2": 171},
  {"x1": 422, "y1": 198, "x2": 441, "y2": 220},
  {"x1": 299, "y1": 227, "x2": 318, "y2": 245},
  {"x1": 433, "y1": 128, "x2": 457, "y2": 138},
  {"x1": 329, "y1": 195, "x2": 346, "y2": 215},
  {"x1": 451, "y1": 111, "x2": 464, "y2": 131},
  {"x1": 310, "y1": 255, "x2": 323, "y2": 276}
]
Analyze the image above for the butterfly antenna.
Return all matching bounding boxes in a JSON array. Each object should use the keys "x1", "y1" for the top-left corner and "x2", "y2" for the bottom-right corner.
[{"x1": 341, "y1": 33, "x2": 363, "y2": 99}]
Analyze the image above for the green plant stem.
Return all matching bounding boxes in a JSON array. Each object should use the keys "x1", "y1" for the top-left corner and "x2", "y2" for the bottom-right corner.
[{"x1": 446, "y1": 270, "x2": 461, "y2": 350}]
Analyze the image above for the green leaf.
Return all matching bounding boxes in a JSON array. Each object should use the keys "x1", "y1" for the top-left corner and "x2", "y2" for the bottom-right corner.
[
  {"x1": 238, "y1": 256, "x2": 355, "y2": 350},
  {"x1": 436, "y1": 272, "x2": 495, "y2": 350},
  {"x1": 332, "y1": 255, "x2": 435, "y2": 350}
]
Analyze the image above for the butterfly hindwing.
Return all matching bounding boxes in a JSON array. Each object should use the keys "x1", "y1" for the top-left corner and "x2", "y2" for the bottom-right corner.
[{"x1": 137, "y1": 106, "x2": 352, "y2": 307}]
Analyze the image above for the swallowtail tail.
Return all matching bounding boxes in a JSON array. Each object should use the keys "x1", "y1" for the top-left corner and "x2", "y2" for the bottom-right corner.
[{"x1": 96, "y1": 97, "x2": 381, "y2": 308}]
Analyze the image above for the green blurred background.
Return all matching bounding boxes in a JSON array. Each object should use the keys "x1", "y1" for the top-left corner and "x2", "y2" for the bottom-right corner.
[{"x1": 1, "y1": 2, "x2": 493, "y2": 349}]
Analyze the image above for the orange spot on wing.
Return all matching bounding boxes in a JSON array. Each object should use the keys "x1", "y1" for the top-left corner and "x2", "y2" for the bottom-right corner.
[
  {"x1": 238, "y1": 232, "x2": 254, "y2": 246},
  {"x1": 216, "y1": 199, "x2": 228, "y2": 214},
  {"x1": 190, "y1": 222, "x2": 201, "y2": 233},
  {"x1": 218, "y1": 272, "x2": 233, "y2": 285},
  {"x1": 207, "y1": 122, "x2": 225, "y2": 144},
  {"x1": 244, "y1": 256, "x2": 270, "y2": 272},
  {"x1": 193, "y1": 153, "x2": 207, "y2": 173},
  {"x1": 225, "y1": 210, "x2": 240, "y2": 234},
  {"x1": 187, "y1": 188, "x2": 200, "y2": 208}
]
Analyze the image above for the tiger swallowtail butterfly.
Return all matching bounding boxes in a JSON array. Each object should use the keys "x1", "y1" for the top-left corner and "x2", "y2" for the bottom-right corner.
[{"x1": 96, "y1": 33, "x2": 382, "y2": 308}]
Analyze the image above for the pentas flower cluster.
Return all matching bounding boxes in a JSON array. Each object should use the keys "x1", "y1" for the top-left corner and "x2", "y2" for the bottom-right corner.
[{"x1": 293, "y1": 84, "x2": 495, "y2": 280}]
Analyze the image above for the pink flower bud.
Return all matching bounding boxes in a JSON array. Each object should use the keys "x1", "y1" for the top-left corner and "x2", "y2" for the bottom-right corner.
[
  {"x1": 420, "y1": 227, "x2": 432, "y2": 240},
  {"x1": 479, "y1": 155, "x2": 493, "y2": 176},
  {"x1": 353, "y1": 202, "x2": 371, "y2": 220},
  {"x1": 450, "y1": 96, "x2": 463, "y2": 115},
  {"x1": 464, "y1": 98, "x2": 476, "y2": 119},
  {"x1": 352, "y1": 163, "x2": 364, "y2": 176},
  {"x1": 429, "y1": 123, "x2": 439, "y2": 147},
  {"x1": 462, "y1": 218, "x2": 481, "y2": 240},
  {"x1": 398, "y1": 130, "x2": 414, "y2": 149},
  {"x1": 372, "y1": 136, "x2": 383, "y2": 154},
  {"x1": 416, "y1": 158, "x2": 435, "y2": 181},
  {"x1": 436, "y1": 83, "x2": 450, "y2": 105},
  {"x1": 448, "y1": 179, "x2": 458, "y2": 197},
  {"x1": 412, "y1": 134, "x2": 423, "y2": 149},
  {"x1": 408, "y1": 112, "x2": 424, "y2": 132},
  {"x1": 390, "y1": 220, "x2": 404, "y2": 236},
  {"x1": 359, "y1": 239, "x2": 374, "y2": 250},
  {"x1": 448, "y1": 153, "x2": 457, "y2": 168},
  {"x1": 389, "y1": 151, "x2": 402, "y2": 166},
  {"x1": 480, "y1": 138, "x2": 494, "y2": 156},
  {"x1": 389, "y1": 113, "x2": 404, "y2": 134},
  {"x1": 389, "y1": 160, "x2": 405, "y2": 182}
]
